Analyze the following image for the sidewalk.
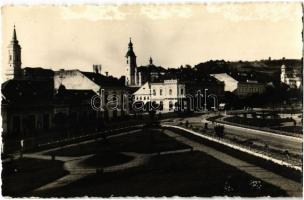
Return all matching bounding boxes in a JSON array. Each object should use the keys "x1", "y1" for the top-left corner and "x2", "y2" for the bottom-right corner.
[{"x1": 161, "y1": 128, "x2": 302, "y2": 197}]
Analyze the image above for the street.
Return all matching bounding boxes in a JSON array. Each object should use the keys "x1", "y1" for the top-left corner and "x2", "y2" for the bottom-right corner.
[{"x1": 162, "y1": 113, "x2": 303, "y2": 157}]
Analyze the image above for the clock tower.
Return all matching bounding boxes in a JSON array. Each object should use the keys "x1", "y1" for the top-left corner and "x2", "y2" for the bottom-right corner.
[{"x1": 125, "y1": 38, "x2": 137, "y2": 86}]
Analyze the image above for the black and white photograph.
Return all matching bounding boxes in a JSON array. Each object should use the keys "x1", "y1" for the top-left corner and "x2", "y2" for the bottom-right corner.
[{"x1": 1, "y1": 2, "x2": 303, "y2": 198}]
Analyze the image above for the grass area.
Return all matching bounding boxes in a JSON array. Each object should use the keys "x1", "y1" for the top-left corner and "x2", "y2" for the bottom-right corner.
[
  {"x1": 28, "y1": 126, "x2": 142, "y2": 152},
  {"x1": 224, "y1": 116, "x2": 292, "y2": 127},
  {"x1": 3, "y1": 123, "x2": 143, "y2": 154},
  {"x1": 2, "y1": 158, "x2": 68, "y2": 197},
  {"x1": 33, "y1": 151, "x2": 287, "y2": 197},
  {"x1": 81, "y1": 152, "x2": 133, "y2": 168},
  {"x1": 271, "y1": 126, "x2": 303, "y2": 134},
  {"x1": 46, "y1": 129, "x2": 190, "y2": 157},
  {"x1": 206, "y1": 115, "x2": 223, "y2": 122}
]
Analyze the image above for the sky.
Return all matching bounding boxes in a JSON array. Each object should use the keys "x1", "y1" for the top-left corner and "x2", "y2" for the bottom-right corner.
[{"x1": 1, "y1": 3, "x2": 303, "y2": 78}]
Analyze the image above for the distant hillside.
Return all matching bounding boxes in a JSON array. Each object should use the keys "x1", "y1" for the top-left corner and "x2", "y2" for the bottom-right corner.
[
  {"x1": 135, "y1": 58, "x2": 302, "y2": 84},
  {"x1": 194, "y1": 59, "x2": 302, "y2": 74},
  {"x1": 137, "y1": 65, "x2": 166, "y2": 73}
]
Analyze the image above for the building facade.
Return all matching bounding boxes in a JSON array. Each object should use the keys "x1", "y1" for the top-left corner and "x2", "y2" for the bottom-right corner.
[
  {"x1": 280, "y1": 64, "x2": 302, "y2": 89},
  {"x1": 184, "y1": 78, "x2": 225, "y2": 111},
  {"x1": 237, "y1": 80, "x2": 266, "y2": 97},
  {"x1": 133, "y1": 80, "x2": 185, "y2": 111},
  {"x1": 54, "y1": 68, "x2": 129, "y2": 119},
  {"x1": 1, "y1": 79, "x2": 54, "y2": 141}
]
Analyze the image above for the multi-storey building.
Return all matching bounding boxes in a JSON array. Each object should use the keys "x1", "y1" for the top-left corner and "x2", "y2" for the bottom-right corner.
[
  {"x1": 237, "y1": 80, "x2": 266, "y2": 97},
  {"x1": 54, "y1": 67, "x2": 129, "y2": 120},
  {"x1": 133, "y1": 79, "x2": 185, "y2": 111}
]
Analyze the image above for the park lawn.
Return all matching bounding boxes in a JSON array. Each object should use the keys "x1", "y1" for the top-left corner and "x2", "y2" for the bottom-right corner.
[
  {"x1": 2, "y1": 158, "x2": 68, "y2": 197},
  {"x1": 33, "y1": 151, "x2": 287, "y2": 197},
  {"x1": 224, "y1": 116, "x2": 292, "y2": 127},
  {"x1": 46, "y1": 129, "x2": 190, "y2": 157},
  {"x1": 80, "y1": 152, "x2": 133, "y2": 168},
  {"x1": 271, "y1": 126, "x2": 303, "y2": 134}
]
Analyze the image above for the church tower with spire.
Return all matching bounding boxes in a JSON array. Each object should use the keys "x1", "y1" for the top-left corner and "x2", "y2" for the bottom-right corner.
[
  {"x1": 125, "y1": 38, "x2": 137, "y2": 86},
  {"x1": 6, "y1": 25, "x2": 22, "y2": 80}
]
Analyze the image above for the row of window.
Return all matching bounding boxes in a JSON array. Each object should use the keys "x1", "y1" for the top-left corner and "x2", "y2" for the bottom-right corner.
[
  {"x1": 151, "y1": 88, "x2": 168, "y2": 96},
  {"x1": 150, "y1": 88, "x2": 184, "y2": 96},
  {"x1": 238, "y1": 87, "x2": 262, "y2": 93},
  {"x1": 136, "y1": 96, "x2": 150, "y2": 101}
]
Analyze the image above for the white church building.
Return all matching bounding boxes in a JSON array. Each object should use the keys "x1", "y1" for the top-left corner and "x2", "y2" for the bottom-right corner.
[{"x1": 280, "y1": 64, "x2": 302, "y2": 89}]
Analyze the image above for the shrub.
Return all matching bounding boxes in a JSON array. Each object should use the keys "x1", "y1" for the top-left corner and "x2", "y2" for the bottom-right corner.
[
  {"x1": 185, "y1": 120, "x2": 189, "y2": 128},
  {"x1": 214, "y1": 125, "x2": 225, "y2": 139}
]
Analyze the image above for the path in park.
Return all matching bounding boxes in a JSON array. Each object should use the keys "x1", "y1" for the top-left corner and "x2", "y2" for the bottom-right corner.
[
  {"x1": 29, "y1": 152, "x2": 148, "y2": 193},
  {"x1": 161, "y1": 128, "x2": 302, "y2": 197},
  {"x1": 30, "y1": 148, "x2": 192, "y2": 194},
  {"x1": 25, "y1": 129, "x2": 142, "y2": 193},
  {"x1": 28, "y1": 128, "x2": 193, "y2": 195}
]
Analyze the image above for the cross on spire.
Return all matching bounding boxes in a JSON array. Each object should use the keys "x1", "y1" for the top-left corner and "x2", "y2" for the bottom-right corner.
[
  {"x1": 149, "y1": 57, "x2": 153, "y2": 65},
  {"x1": 13, "y1": 25, "x2": 17, "y2": 41},
  {"x1": 128, "y1": 37, "x2": 133, "y2": 47}
]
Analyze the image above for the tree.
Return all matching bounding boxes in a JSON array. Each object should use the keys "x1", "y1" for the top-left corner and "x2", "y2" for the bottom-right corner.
[
  {"x1": 214, "y1": 125, "x2": 225, "y2": 139},
  {"x1": 243, "y1": 113, "x2": 247, "y2": 119},
  {"x1": 204, "y1": 122, "x2": 208, "y2": 130},
  {"x1": 185, "y1": 120, "x2": 189, "y2": 128},
  {"x1": 224, "y1": 92, "x2": 240, "y2": 109}
]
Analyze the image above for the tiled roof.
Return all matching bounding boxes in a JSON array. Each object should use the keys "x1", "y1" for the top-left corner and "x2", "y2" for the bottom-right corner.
[
  {"x1": 54, "y1": 85, "x2": 96, "y2": 104},
  {"x1": 81, "y1": 72, "x2": 125, "y2": 88},
  {"x1": 2, "y1": 79, "x2": 53, "y2": 104}
]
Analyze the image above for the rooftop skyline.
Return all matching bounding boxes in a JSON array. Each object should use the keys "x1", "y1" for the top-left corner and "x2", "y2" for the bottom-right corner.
[{"x1": 2, "y1": 4, "x2": 303, "y2": 78}]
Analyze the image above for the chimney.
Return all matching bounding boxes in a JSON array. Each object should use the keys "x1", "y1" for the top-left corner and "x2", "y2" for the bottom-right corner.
[
  {"x1": 93, "y1": 64, "x2": 102, "y2": 74},
  {"x1": 105, "y1": 72, "x2": 109, "y2": 77}
]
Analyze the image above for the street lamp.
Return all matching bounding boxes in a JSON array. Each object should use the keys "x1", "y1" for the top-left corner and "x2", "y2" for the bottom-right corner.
[
  {"x1": 98, "y1": 89, "x2": 105, "y2": 125},
  {"x1": 204, "y1": 89, "x2": 208, "y2": 111},
  {"x1": 195, "y1": 90, "x2": 202, "y2": 111},
  {"x1": 149, "y1": 83, "x2": 152, "y2": 112},
  {"x1": 208, "y1": 94, "x2": 217, "y2": 111}
]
